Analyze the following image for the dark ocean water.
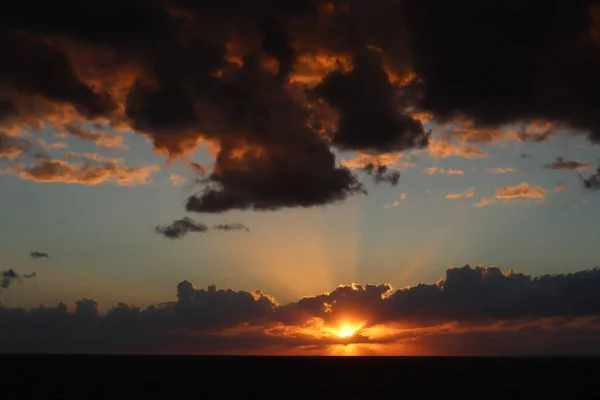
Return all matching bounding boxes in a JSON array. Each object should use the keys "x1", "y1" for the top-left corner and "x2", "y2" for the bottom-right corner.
[{"x1": 3, "y1": 355, "x2": 600, "y2": 399}]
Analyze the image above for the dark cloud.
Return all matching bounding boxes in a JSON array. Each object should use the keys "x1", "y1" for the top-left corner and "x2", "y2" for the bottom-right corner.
[
  {"x1": 517, "y1": 128, "x2": 554, "y2": 142},
  {"x1": 544, "y1": 157, "x2": 592, "y2": 171},
  {"x1": 213, "y1": 223, "x2": 250, "y2": 232},
  {"x1": 403, "y1": 0, "x2": 600, "y2": 142},
  {"x1": 3, "y1": 265, "x2": 600, "y2": 354},
  {"x1": 581, "y1": 167, "x2": 600, "y2": 189},
  {"x1": 30, "y1": 251, "x2": 49, "y2": 259},
  {"x1": 1, "y1": 269, "x2": 19, "y2": 289},
  {"x1": 315, "y1": 48, "x2": 430, "y2": 153},
  {"x1": 155, "y1": 217, "x2": 208, "y2": 239},
  {"x1": 0, "y1": 1, "x2": 438, "y2": 215},
  {"x1": 2, "y1": 1, "x2": 600, "y2": 214},
  {"x1": 362, "y1": 163, "x2": 400, "y2": 186}
]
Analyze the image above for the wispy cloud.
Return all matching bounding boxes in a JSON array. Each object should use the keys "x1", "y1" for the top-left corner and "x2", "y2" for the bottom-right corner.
[
  {"x1": 445, "y1": 187, "x2": 474, "y2": 199},
  {"x1": 544, "y1": 157, "x2": 591, "y2": 171},
  {"x1": 422, "y1": 167, "x2": 465, "y2": 176},
  {"x1": 3, "y1": 158, "x2": 159, "y2": 185},
  {"x1": 428, "y1": 140, "x2": 488, "y2": 160},
  {"x1": 487, "y1": 168, "x2": 519, "y2": 174}
]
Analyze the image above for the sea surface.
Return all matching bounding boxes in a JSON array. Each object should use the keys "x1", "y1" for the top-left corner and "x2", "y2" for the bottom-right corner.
[{"x1": 3, "y1": 355, "x2": 600, "y2": 399}]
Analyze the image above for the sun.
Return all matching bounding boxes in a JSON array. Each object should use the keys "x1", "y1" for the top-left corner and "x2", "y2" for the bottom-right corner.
[{"x1": 337, "y1": 323, "x2": 360, "y2": 338}]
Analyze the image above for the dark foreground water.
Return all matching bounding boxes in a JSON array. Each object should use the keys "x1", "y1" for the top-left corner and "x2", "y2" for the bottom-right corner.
[{"x1": 3, "y1": 355, "x2": 600, "y2": 399}]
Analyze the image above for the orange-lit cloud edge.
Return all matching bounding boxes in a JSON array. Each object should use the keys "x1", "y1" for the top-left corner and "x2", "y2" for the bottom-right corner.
[{"x1": 2, "y1": 265, "x2": 600, "y2": 356}]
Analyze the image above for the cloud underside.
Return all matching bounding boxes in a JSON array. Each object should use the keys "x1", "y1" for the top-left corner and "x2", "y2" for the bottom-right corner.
[
  {"x1": 3, "y1": 265, "x2": 600, "y2": 355},
  {"x1": 0, "y1": 1, "x2": 599, "y2": 211}
]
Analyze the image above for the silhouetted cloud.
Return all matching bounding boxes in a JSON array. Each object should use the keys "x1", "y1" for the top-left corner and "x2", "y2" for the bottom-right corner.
[
  {"x1": 30, "y1": 251, "x2": 49, "y2": 259},
  {"x1": 155, "y1": 218, "x2": 208, "y2": 239},
  {"x1": 4, "y1": 1, "x2": 599, "y2": 213},
  {"x1": 1, "y1": 269, "x2": 19, "y2": 289},
  {"x1": 581, "y1": 167, "x2": 600, "y2": 190},
  {"x1": 214, "y1": 223, "x2": 250, "y2": 232},
  {"x1": 544, "y1": 157, "x2": 592, "y2": 171},
  {"x1": 3, "y1": 265, "x2": 600, "y2": 354},
  {"x1": 362, "y1": 163, "x2": 400, "y2": 186},
  {"x1": 404, "y1": 0, "x2": 600, "y2": 143}
]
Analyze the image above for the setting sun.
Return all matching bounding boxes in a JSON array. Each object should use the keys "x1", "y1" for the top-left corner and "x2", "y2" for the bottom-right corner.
[{"x1": 337, "y1": 324, "x2": 361, "y2": 338}]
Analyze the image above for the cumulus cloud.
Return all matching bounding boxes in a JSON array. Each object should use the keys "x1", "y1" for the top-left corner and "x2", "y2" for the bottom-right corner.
[
  {"x1": 495, "y1": 183, "x2": 547, "y2": 199},
  {"x1": 0, "y1": 0, "x2": 599, "y2": 215},
  {"x1": 155, "y1": 217, "x2": 208, "y2": 239},
  {"x1": 30, "y1": 251, "x2": 49, "y2": 259},
  {"x1": 544, "y1": 157, "x2": 592, "y2": 171},
  {"x1": 3, "y1": 265, "x2": 600, "y2": 355}
]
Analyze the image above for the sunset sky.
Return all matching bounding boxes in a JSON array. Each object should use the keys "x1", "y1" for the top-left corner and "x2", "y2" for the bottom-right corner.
[{"x1": 2, "y1": 0, "x2": 600, "y2": 356}]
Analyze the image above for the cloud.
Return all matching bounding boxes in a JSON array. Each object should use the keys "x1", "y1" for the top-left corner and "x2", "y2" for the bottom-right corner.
[
  {"x1": 544, "y1": 157, "x2": 592, "y2": 171},
  {"x1": 508, "y1": 122, "x2": 556, "y2": 142},
  {"x1": 339, "y1": 151, "x2": 411, "y2": 170},
  {"x1": 214, "y1": 223, "x2": 250, "y2": 232},
  {"x1": 62, "y1": 152, "x2": 124, "y2": 165},
  {"x1": 30, "y1": 251, "x2": 49, "y2": 259},
  {"x1": 314, "y1": 48, "x2": 430, "y2": 153},
  {"x1": 495, "y1": 183, "x2": 547, "y2": 199},
  {"x1": 1, "y1": 1, "x2": 600, "y2": 215},
  {"x1": 427, "y1": 140, "x2": 487, "y2": 160},
  {"x1": 3, "y1": 265, "x2": 600, "y2": 355},
  {"x1": 60, "y1": 125, "x2": 128, "y2": 150},
  {"x1": 422, "y1": 167, "x2": 465, "y2": 176},
  {"x1": 487, "y1": 168, "x2": 519, "y2": 174},
  {"x1": 0, "y1": 132, "x2": 30, "y2": 159},
  {"x1": 361, "y1": 163, "x2": 400, "y2": 186},
  {"x1": 581, "y1": 167, "x2": 600, "y2": 190},
  {"x1": 445, "y1": 187, "x2": 474, "y2": 199},
  {"x1": 404, "y1": 1, "x2": 600, "y2": 143},
  {"x1": 473, "y1": 197, "x2": 497, "y2": 208},
  {"x1": 3, "y1": 158, "x2": 159, "y2": 185},
  {"x1": 155, "y1": 217, "x2": 208, "y2": 239},
  {"x1": 555, "y1": 185, "x2": 567, "y2": 193},
  {"x1": 169, "y1": 173, "x2": 186, "y2": 186},
  {"x1": 1, "y1": 269, "x2": 19, "y2": 289},
  {"x1": 36, "y1": 139, "x2": 70, "y2": 151}
]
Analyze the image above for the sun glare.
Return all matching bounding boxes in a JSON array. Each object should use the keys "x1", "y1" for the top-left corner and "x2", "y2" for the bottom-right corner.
[{"x1": 337, "y1": 323, "x2": 361, "y2": 338}]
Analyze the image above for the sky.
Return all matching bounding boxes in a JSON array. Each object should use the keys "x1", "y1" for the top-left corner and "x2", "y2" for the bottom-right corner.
[{"x1": 2, "y1": 0, "x2": 600, "y2": 356}]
